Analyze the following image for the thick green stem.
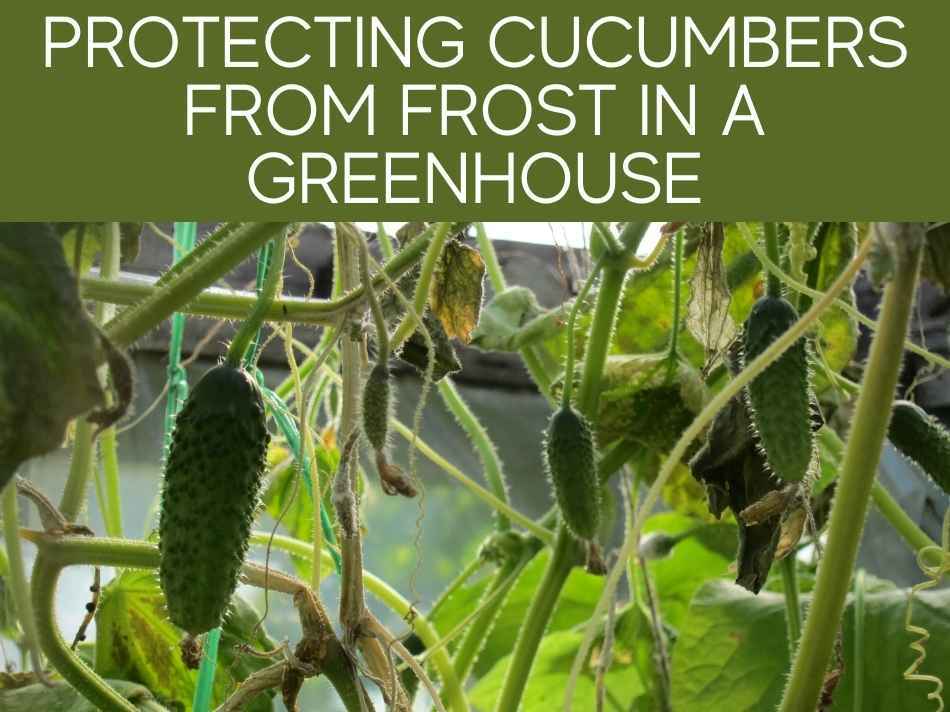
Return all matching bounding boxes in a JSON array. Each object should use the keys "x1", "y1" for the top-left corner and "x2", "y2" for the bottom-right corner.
[
  {"x1": 98, "y1": 427, "x2": 123, "y2": 538},
  {"x1": 438, "y1": 378, "x2": 510, "y2": 531},
  {"x1": 577, "y1": 263, "x2": 626, "y2": 417},
  {"x1": 392, "y1": 221, "x2": 452, "y2": 348},
  {"x1": 351, "y1": 224, "x2": 391, "y2": 363},
  {"x1": 105, "y1": 222, "x2": 291, "y2": 347},
  {"x1": 561, "y1": 259, "x2": 605, "y2": 406},
  {"x1": 763, "y1": 222, "x2": 783, "y2": 298},
  {"x1": 3, "y1": 483, "x2": 45, "y2": 678},
  {"x1": 871, "y1": 481, "x2": 936, "y2": 552},
  {"x1": 226, "y1": 234, "x2": 287, "y2": 367},
  {"x1": 31, "y1": 552, "x2": 137, "y2": 711},
  {"x1": 493, "y1": 526, "x2": 579, "y2": 712},
  {"x1": 376, "y1": 221, "x2": 395, "y2": 260},
  {"x1": 59, "y1": 415, "x2": 96, "y2": 522},
  {"x1": 781, "y1": 556, "x2": 802, "y2": 658},
  {"x1": 780, "y1": 225, "x2": 923, "y2": 712},
  {"x1": 475, "y1": 222, "x2": 507, "y2": 293}
]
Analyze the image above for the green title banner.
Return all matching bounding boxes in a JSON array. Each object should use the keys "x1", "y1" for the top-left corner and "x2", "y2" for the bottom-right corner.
[{"x1": 1, "y1": 1, "x2": 947, "y2": 219}]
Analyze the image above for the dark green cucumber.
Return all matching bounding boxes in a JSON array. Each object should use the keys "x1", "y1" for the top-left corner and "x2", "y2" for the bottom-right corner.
[
  {"x1": 544, "y1": 405, "x2": 600, "y2": 541},
  {"x1": 159, "y1": 364, "x2": 269, "y2": 636},
  {"x1": 362, "y1": 363, "x2": 391, "y2": 451},
  {"x1": 888, "y1": 400, "x2": 950, "y2": 494},
  {"x1": 743, "y1": 296, "x2": 814, "y2": 483}
]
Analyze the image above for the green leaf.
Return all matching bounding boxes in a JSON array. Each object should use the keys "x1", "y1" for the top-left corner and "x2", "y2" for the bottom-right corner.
[
  {"x1": 810, "y1": 223, "x2": 859, "y2": 374},
  {"x1": 469, "y1": 628, "x2": 648, "y2": 712},
  {"x1": 58, "y1": 222, "x2": 143, "y2": 274},
  {"x1": 430, "y1": 241, "x2": 486, "y2": 343},
  {"x1": 95, "y1": 569, "x2": 275, "y2": 711},
  {"x1": 430, "y1": 549, "x2": 608, "y2": 678},
  {"x1": 671, "y1": 580, "x2": 950, "y2": 712},
  {"x1": 0, "y1": 223, "x2": 105, "y2": 489},
  {"x1": 262, "y1": 440, "x2": 339, "y2": 583},
  {"x1": 639, "y1": 512, "x2": 735, "y2": 630},
  {"x1": 0, "y1": 679, "x2": 168, "y2": 712}
]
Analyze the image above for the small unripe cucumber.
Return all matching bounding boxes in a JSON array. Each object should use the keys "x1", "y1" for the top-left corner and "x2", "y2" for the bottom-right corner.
[
  {"x1": 743, "y1": 296, "x2": 813, "y2": 483},
  {"x1": 362, "y1": 363, "x2": 391, "y2": 451},
  {"x1": 159, "y1": 364, "x2": 269, "y2": 636},
  {"x1": 888, "y1": 400, "x2": 950, "y2": 494},
  {"x1": 545, "y1": 405, "x2": 600, "y2": 541}
]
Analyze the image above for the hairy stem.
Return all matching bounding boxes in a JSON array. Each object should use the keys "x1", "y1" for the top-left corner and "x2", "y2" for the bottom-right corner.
[
  {"x1": 225, "y1": 233, "x2": 287, "y2": 367},
  {"x1": 438, "y1": 378, "x2": 511, "y2": 531},
  {"x1": 781, "y1": 556, "x2": 802, "y2": 658},
  {"x1": 493, "y1": 526, "x2": 579, "y2": 712},
  {"x1": 3, "y1": 483, "x2": 46, "y2": 681},
  {"x1": 105, "y1": 222, "x2": 291, "y2": 347},
  {"x1": 577, "y1": 262, "x2": 626, "y2": 416},
  {"x1": 667, "y1": 229, "x2": 684, "y2": 361},
  {"x1": 98, "y1": 427, "x2": 123, "y2": 538},
  {"x1": 475, "y1": 222, "x2": 507, "y2": 293},
  {"x1": 763, "y1": 222, "x2": 783, "y2": 298},
  {"x1": 561, "y1": 258, "x2": 604, "y2": 406},
  {"x1": 871, "y1": 480, "x2": 936, "y2": 552},
  {"x1": 780, "y1": 224, "x2": 923, "y2": 712}
]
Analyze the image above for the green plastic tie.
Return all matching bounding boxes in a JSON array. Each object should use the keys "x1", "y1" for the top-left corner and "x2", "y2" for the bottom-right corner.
[{"x1": 192, "y1": 626, "x2": 221, "y2": 712}]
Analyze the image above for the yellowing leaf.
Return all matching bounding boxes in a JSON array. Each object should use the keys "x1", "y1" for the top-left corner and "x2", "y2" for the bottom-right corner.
[{"x1": 430, "y1": 241, "x2": 485, "y2": 343}]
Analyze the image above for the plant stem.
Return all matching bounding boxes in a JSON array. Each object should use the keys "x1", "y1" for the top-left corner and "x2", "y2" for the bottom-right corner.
[
  {"x1": 667, "y1": 229, "x2": 684, "y2": 361},
  {"x1": 98, "y1": 427, "x2": 123, "y2": 538},
  {"x1": 452, "y1": 553, "x2": 527, "y2": 682},
  {"x1": 3, "y1": 483, "x2": 45, "y2": 679},
  {"x1": 763, "y1": 222, "x2": 783, "y2": 298},
  {"x1": 577, "y1": 262, "x2": 626, "y2": 417},
  {"x1": 105, "y1": 222, "x2": 291, "y2": 348},
  {"x1": 779, "y1": 224, "x2": 924, "y2": 712},
  {"x1": 226, "y1": 234, "x2": 287, "y2": 367},
  {"x1": 351, "y1": 224, "x2": 391, "y2": 363},
  {"x1": 561, "y1": 258, "x2": 605, "y2": 406},
  {"x1": 31, "y1": 552, "x2": 137, "y2": 711},
  {"x1": 571, "y1": 235, "x2": 874, "y2": 695},
  {"x1": 781, "y1": 556, "x2": 802, "y2": 658},
  {"x1": 392, "y1": 221, "x2": 451, "y2": 349},
  {"x1": 376, "y1": 221, "x2": 395, "y2": 261},
  {"x1": 493, "y1": 526, "x2": 578, "y2": 712},
  {"x1": 871, "y1": 481, "x2": 936, "y2": 552},
  {"x1": 59, "y1": 414, "x2": 96, "y2": 522},
  {"x1": 475, "y1": 222, "x2": 507, "y2": 293},
  {"x1": 852, "y1": 569, "x2": 866, "y2": 712},
  {"x1": 438, "y1": 378, "x2": 511, "y2": 531}
]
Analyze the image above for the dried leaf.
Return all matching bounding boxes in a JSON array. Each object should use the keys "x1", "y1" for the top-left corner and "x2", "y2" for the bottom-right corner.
[
  {"x1": 429, "y1": 241, "x2": 485, "y2": 343},
  {"x1": 686, "y1": 223, "x2": 736, "y2": 353},
  {"x1": 0, "y1": 223, "x2": 105, "y2": 489}
]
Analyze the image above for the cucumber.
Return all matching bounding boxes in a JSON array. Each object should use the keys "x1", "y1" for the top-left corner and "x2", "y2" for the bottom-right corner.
[
  {"x1": 743, "y1": 296, "x2": 814, "y2": 483},
  {"x1": 888, "y1": 400, "x2": 950, "y2": 494},
  {"x1": 362, "y1": 363, "x2": 391, "y2": 452},
  {"x1": 544, "y1": 405, "x2": 600, "y2": 541},
  {"x1": 159, "y1": 364, "x2": 269, "y2": 636}
]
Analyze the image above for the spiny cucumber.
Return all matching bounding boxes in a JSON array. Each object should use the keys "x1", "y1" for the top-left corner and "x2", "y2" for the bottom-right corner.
[
  {"x1": 362, "y1": 363, "x2": 391, "y2": 452},
  {"x1": 544, "y1": 405, "x2": 600, "y2": 542},
  {"x1": 888, "y1": 400, "x2": 950, "y2": 494},
  {"x1": 159, "y1": 364, "x2": 269, "y2": 636},
  {"x1": 743, "y1": 296, "x2": 814, "y2": 483}
]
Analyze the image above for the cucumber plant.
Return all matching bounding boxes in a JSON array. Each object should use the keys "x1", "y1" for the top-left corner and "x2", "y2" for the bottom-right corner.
[{"x1": 2, "y1": 221, "x2": 948, "y2": 712}]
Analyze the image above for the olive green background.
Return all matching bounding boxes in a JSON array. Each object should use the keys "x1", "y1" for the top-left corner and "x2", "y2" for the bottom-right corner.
[{"x1": 1, "y1": 1, "x2": 947, "y2": 220}]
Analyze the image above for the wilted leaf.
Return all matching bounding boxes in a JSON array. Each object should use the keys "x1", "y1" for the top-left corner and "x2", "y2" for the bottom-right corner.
[
  {"x1": 95, "y1": 569, "x2": 274, "y2": 711},
  {"x1": 671, "y1": 580, "x2": 950, "y2": 712},
  {"x1": 470, "y1": 286, "x2": 556, "y2": 352},
  {"x1": 0, "y1": 223, "x2": 105, "y2": 489},
  {"x1": 687, "y1": 223, "x2": 737, "y2": 352},
  {"x1": 430, "y1": 241, "x2": 485, "y2": 343},
  {"x1": 398, "y1": 310, "x2": 462, "y2": 382},
  {"x1": 0, "y1": 678, "x2": 167, "y2": 712}
]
